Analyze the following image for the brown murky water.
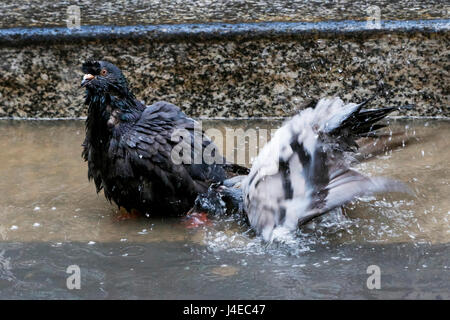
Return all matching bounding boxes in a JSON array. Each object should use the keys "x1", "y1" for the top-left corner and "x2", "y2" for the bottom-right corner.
[{"x1": 0, "y1": 119, "x2": 449, "y2": 299}]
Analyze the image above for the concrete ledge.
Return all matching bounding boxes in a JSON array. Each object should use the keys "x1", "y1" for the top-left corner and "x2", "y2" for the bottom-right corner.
[
  {"x1": 0, "y1": 20, "x2": 448, "y2": 118},
  {"x1": 2, "y1": 0, "x2": 448, "y2": 29},
  {"x1": 1, "y1": 19, "x2": 449, "y2": 46}
]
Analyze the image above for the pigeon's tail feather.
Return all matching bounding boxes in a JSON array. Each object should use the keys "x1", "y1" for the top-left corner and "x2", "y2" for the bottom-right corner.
[
  {"x1": 192, "y1": 176, "x2": 246, "y2": 216},
  {"x1": 291, "y1": 169, "x2": 412, "y2": 226},
  {"x1": 330, "y1": 104, "x2": 414, "y2": 137},
  {"x1": 223, "y1": 163, "x2": 250, "y2": 176}
]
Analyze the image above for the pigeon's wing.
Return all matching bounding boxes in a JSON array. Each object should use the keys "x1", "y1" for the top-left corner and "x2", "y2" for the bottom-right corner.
[
  {"x1": 243, "y1": 97, "x2": 411, "y2": 241},
  {"x1": 111, "y1": 101, "x2": 227, "y2": 195}
]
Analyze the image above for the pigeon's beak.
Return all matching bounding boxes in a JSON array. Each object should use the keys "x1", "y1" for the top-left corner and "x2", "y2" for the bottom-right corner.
[{"x1": 81, "y1": 74, "x2": 94, "y2": 87}]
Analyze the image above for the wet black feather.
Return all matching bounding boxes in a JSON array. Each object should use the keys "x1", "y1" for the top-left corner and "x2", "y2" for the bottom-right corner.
[{"x1": 80, "y1": 60, "x2": 246, "y2": 215}]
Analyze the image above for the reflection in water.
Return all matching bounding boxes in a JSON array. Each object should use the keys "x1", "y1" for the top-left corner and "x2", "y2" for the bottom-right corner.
[{"x1": 0, "y1": 119, "x2": 449, "y2": 299}]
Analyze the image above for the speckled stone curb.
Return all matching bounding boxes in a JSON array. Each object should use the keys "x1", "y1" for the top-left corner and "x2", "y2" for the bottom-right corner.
[
  {"x1": 0, "y1": 20, "x2": 449, "y2": 118},
  {"x1": 2, "y1": 0, "x2": 448, "y2": 29}
]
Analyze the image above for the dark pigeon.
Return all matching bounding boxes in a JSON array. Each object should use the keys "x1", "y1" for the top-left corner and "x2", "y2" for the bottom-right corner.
[{"x1": 80, "y1": 60, "x2": 248, "y2": 216}]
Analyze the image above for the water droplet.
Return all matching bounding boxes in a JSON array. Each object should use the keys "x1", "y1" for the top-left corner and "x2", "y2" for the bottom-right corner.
[
  {"x1": 342, "y1": 258, "x2": 353, "y2": 261},
  {"x1": 292, "y1": 264, "x2": 306, "y2": 267}
]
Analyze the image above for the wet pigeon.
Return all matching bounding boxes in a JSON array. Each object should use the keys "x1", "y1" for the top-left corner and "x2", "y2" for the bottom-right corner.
[
  {"x1": 241, "y1": 97, "x2": 412, "y2": 241},
  {"x1": 80, "y1": 60, "x2": 247, "y2": 216}
]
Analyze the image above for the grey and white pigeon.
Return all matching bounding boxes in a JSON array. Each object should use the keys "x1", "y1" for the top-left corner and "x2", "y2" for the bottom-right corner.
[{"x1": 241, "y1": 97, "x2": 412, "y2": 241}]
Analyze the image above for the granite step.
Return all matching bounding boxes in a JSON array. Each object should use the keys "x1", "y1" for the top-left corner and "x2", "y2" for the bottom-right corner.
[{"x1": 0, "y1": 1, "x2": 448, "y2": 118}]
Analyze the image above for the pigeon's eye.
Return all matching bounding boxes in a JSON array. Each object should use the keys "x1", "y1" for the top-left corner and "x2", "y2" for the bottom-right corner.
[{"x1": 100, "y1": 69, "x2": 108, "y2": 76}]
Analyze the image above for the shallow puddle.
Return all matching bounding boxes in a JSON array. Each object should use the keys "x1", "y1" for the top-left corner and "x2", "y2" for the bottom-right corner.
[{"x1": 0, "y1": 118, "x2": 448, "y2": 299}]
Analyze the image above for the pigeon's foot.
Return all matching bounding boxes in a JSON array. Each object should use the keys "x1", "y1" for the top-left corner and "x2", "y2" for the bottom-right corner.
[
  {"x1": 183, "y1": 209, "x2": 211, "y2": 228},
  {"x1": 114, "y1": 208, "x2": 140, "y2": 221}
]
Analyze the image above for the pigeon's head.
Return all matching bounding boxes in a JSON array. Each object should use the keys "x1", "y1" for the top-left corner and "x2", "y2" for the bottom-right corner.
[{"x1": 81, "y1": 60, "x2": 131, "y2": 97}]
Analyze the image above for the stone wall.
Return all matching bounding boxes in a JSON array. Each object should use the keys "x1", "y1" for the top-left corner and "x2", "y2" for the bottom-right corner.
[{"x1": 0, "y1": 1, "x2": 449, "y2": 118}]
